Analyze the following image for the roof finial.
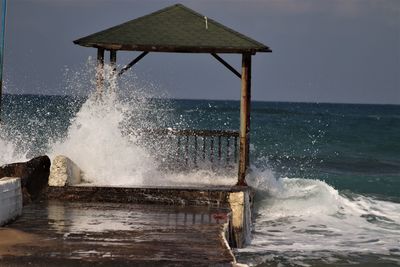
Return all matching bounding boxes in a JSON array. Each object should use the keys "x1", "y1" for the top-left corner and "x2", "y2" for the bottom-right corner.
[{"x1": 204, "y1": 16, "x2": 208, "y2": 30}]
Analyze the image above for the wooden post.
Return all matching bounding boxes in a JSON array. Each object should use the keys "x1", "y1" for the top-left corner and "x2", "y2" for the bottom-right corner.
[
  {"x1": 109, "y1": 50, "x2": 117, "y2": 92},
  {"x1": 96, "y1": 48, "x2": 105, "y2": 95},
  {"x1": 238, "y1": 53, "x2": 251, "y2": 186},
  {"x1": 110, "y1": 50, "x2": 117, "y2": 73}
]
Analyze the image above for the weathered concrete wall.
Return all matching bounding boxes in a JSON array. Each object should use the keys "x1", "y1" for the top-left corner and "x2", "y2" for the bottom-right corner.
[
  {"x1": 228, "y1": 189, "x2": 253, "y2": 248},
  {"x1": 0, "y1": 177, "x2": 22, "y2": 226},
  {"x1": 45, "y1": 186, "x2": 235, "y2": 207},
  {"x1": 49, "y1": 155, "x2": 82, "y2": 186}
]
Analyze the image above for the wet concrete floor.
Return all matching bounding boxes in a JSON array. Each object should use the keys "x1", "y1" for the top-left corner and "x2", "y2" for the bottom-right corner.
[{"x1": 0, "y1": 200, "x2": 235, "y2": 266}]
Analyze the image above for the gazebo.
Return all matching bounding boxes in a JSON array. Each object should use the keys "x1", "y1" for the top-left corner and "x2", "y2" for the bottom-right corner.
[{"x1": 74, "y1": 3, "x2": 271, "y2": 186}]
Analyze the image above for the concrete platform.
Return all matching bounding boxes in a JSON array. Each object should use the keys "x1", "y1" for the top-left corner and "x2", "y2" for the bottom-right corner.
[
  {"x1": 0, "y1": 200, "x2": 236, "y2": 266},
  {"x1": 44, "y1": 185, "x2": 254, "y2": 248}
]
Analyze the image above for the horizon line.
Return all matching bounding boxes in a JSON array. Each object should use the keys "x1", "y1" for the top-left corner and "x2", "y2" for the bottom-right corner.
[{"x1": 2, "y1": 93, "x2": 399, "y2": 107}]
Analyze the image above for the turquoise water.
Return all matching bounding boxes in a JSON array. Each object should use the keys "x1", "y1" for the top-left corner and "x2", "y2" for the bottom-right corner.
[
  {"x1": 171, "y1": 99, "x2": 400, "y2": 199},
  {"x1": 1, "y1": 94, "x2": 400, "y2": 266}
]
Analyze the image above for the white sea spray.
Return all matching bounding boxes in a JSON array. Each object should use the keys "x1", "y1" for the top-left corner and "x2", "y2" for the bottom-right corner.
[
  {"x1": 47, "y1": 64, "x2": 237, "y2": 187},
  {"x1": 0, "y1": 133, "x2": 27, "y2": 165}
]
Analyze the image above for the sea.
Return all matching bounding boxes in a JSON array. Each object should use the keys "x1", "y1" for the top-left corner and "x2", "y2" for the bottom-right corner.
[{"x1": 0, "y1": 77, "x2": 399, "y2": 266}]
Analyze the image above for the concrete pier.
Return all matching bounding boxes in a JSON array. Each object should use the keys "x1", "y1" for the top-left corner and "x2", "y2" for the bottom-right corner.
[
  {"x1": 1, "y1": 200, "x2": 236, "y2": 266},
  {"x1": 45, "y1": 185, "x2": 254, "y2": 248},
  {"x1": 1, "y1": 182, "x2": 254, "y2": 265}
]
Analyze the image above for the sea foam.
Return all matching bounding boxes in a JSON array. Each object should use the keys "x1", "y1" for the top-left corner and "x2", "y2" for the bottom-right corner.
[{"x1": 240, "y1": 174, "x2": 400, "y2": 266}]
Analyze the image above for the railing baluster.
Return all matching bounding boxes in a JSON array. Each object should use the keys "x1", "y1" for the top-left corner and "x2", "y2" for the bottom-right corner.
[
  {"x1": 234, "y1": 136, "x2": 238, "y2": 163},
  {"x1": 177, "y1": 136, "x2": 181, "y2": 166},
  {"x1": 210, "y1": 137, "x2": 214, "y2": 164},
  {"x1": 185, "y1": 135, "x2": 189, "y2": 167},
  {"x1": 194, "y1": 136, "x2": 198, "y2": 168},
  {"x1": 218, "y1": 136, "x2": 222, "y2": 161},
  {"x1": 138, "y1": 128, "x2": 239, "y2": 170},
  {"x1": 226, "y1": 136, "x2": 230, "y2": 165},
  {"x1": 202, "y1": 137, "x2": 206, "y2": 161},
  {"x1": 168, "y1": 134, "x2": 173, "y2": 167}
]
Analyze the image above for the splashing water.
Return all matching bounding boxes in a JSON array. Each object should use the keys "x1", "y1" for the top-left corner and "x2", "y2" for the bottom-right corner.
[
  {"x1": 239, "y1": 172, "x2": 400, "y2": 266},
  {"x1": 0, "y1": 135, "x2": 27, "y2": 165},
  {"x1": 47, "y1": 63, "x2": 236, "y2": 187},
  {"x1": 48, "y1": 93, "x2": 158, "y2": 185}
]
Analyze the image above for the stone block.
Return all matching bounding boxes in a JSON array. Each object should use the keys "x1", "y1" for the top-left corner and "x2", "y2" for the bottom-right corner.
[
  {"x1": 0, "y1": 156, "x2": 51, "y2": 201},
  {"x1": 49, "y1": 155, "x2": 82, "y2": 186}
]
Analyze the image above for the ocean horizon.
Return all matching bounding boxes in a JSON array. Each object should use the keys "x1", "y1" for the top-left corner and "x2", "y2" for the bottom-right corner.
[{"x1": 2, "y1": 92, "x2": 400, "y2": 106}]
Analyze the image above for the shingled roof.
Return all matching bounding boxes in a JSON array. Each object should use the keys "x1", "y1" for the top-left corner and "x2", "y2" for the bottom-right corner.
[{"x1": 73, "y1": 4, "x2": 271, "y2": 54}]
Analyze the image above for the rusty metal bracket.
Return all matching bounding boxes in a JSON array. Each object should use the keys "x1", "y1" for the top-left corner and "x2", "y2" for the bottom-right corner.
[
  {"x1": 211, "y1": 53, "x2": 241, "y2": 79},
  {"x1": 118, "y1": 51, "x2": 149, "y2": 76}
]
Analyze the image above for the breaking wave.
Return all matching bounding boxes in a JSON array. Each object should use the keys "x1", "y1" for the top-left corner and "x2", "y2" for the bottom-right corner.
[{"x1": 239, "y1": 174, "x2": 400, "y2": 266}]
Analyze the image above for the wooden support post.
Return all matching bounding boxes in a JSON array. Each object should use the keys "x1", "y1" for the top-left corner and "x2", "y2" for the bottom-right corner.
[
  {"x1": 96, "y1": 48, "x2": 105, "y2": 95},
  {"x1": 110, "y1": 50, "x2": 117, "y2": 73},
  {"x1": 238, "y1": 53, "x2": 251, "y2": 186},
  {"x1": 109, "y1": 50, "x2": 117, "y2": 92}
]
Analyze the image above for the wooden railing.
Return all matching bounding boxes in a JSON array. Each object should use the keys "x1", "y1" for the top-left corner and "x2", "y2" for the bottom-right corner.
[{"x1": 132, "y1": 129, "x2": 239, "y2": 170}]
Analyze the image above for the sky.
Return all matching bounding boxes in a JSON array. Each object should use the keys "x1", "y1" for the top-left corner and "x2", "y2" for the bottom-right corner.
[{"x1": 2, "y1": 0, "x2": 400, "y2": 104}]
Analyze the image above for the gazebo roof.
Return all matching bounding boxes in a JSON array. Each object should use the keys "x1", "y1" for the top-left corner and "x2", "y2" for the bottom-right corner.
[{"x1": 73, "y1": 4, "x2": 271, "y2": 54}]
